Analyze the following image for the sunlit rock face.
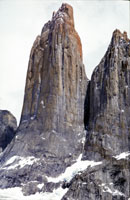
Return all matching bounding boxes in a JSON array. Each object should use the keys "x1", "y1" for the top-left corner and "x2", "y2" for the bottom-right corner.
[
  {"x1": 63, "y1": 30, "x2": 130, "y2": 200},
  {"x1": 0, "y1": 110, "x2": 17, "y2": 151},
  {"x1": 0, "y1": 3, "x2": 88, "y2": 194},
  {"x1": 21, "y1": 4, "x2": 86, "y2": 130},
  {"x1": 19, "y1": 3, "x2": 87, "y2": 160}
]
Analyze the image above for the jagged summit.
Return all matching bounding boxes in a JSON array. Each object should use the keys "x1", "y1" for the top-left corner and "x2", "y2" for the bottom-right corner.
[
  {"x1": 93, "y1": 29, "x2": 130, "y2": 75},
  {"x1": 42, "y1": 3, "x2": 74, "y2": 30},
  {"x1": 112, "y1": 29, "x2": 130, "y2": 44},
  {"x1": 52, "y1": 3, "x2": 74, "y2": 26},
  {"x1": 106, "y1": 29, "x2": 130, "y2": 52},
  {"x1": 41, "y1": 3, "x2": 82, "y2": 59}
]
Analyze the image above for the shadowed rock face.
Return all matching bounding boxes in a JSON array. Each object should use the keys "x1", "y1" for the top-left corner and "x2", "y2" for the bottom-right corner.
[
  {"x1": 63, "y1": 30, "x2": 130, "y2": 200},
  {"x1": 0, "y1": 3, "x2": 87, "y2": 191},
  {"x1": 84, "y1": 30, "x2": 130, "y2": 160},
  {"x1": 0, "y1": 110, "x2": 17, "y2": 151}
]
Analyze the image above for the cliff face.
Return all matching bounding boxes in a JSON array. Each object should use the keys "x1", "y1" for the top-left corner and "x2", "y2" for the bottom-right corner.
[
  {"x1": 0, "y1": 3, "x2": 87, "y2": 194},
  {"x1": 63, "y1": 30, "x2": 130, "y2": 200}
]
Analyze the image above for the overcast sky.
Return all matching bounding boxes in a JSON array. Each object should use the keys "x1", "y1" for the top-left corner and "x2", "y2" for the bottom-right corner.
[{"x1": 0, "y1": 0, "x2": 129, "y2": 124}]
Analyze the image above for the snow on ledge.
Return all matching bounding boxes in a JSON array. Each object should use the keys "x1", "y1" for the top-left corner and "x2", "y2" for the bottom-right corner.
[
  {"x1": 2, "y1": 156, "x2": 40, "y2": 170},
  {"x1": 47, "y1": 154, "x2": 102, "y2": 183},
  {"x1": 113, "y1": 152, "x2": 130, "y2": 160},
  {"x1": 100, "y1": 183, "x2": 125, "y2": 197}
]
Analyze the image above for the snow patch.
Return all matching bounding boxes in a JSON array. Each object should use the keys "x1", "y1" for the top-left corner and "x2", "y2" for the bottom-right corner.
[
  {"x1": 0, "y1": 187, "x2": 68, "y2": 200},
  {"x1": 113, "y1": 152, "x2": 130, "y2": 160},
  {"x1": 52, "y1": 130, "x2": 56, "y2": 133},
  {"x1": 81, "y1": 136, "x2": 85, "y2": 144},
  {"x1": 102, "y1": 185, "x2": 125, "y2": 197},
  {"x1": 41, "y1": 100, "x2": 44, "y2": 105},
  {"x1": 37, "y1": 183, "x2": 44, "y2": 190},
  {"x1": 3, "y1": 156, "x2": 40, "y2": 170},
  {"x1": 31, "y1": 116, "x2": 35, "y2": 120},
  {"x1": 38, "y1": 75, "x2": 41, "y2": 83},
  {"x1": 47, "y1": 154, "x2": 102, "y2": 183},
  {"x1": 41, "y1": 100, "x2": 45, "y2": 109},
  {"x1": 5, "y1": 156, "x2": 18, "y2": 166}
]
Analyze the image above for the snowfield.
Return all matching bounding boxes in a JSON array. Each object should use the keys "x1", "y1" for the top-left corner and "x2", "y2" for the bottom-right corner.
[
  {"x1": 0, "y1": 154, "x2": 102, "y2": 200},
  {"x1": 0, "y1": 187, "x2": 68, "y2": 200},
  {"x1": 47, "y1": 154, "x2": 102, "y2": 183}
]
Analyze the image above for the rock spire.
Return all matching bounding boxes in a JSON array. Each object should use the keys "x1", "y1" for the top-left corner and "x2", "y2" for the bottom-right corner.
[
  {"x1": 0, "y1": 3, "x2": 87, "y2": 194},
  {"x1": 84, "y1": 29, "x2": 130, "y2": 160}
]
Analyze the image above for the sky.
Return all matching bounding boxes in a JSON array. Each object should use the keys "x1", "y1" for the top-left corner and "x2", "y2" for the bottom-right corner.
[{"x1": 0, "y1": 0, "x2": 129, "y2": 124}]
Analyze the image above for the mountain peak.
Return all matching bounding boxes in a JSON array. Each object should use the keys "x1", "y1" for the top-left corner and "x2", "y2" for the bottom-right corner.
[
  {"x1": 111, "y1": 29, "x2": 129, "y2": 45},
  {"x1": 52, "y1": 3, "x2": 74, "y2": 26},
  {"x1": 41, "y1": 3, "x2": 82, "y2": 59}
]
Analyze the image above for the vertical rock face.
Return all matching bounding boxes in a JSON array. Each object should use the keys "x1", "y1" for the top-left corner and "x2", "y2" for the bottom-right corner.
[
  {"x1": 19, "y1": 3, "x2": 87, "y2": 161},
  {"x1": 0, "y1": 110, "x2": 17, "y2": 151},
  {"x1": 21, "y1": 3, "x2": 86, "y2": 135},
  {"x1": 84, "y1": 30, "x2": 130, "y2": 160},
  {"x1": 19, "y1": 4, "x2": 87, "y2": 155},
  {"x1": 63, "y1": 30, "x2": 130, "y2": 200},
  {"x1": 0, "y1": 3, "x2": 87, "y2": 192}
]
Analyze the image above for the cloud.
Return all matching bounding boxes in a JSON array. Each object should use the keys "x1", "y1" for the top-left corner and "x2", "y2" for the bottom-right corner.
[{"x1": 0, "y1": 0, "x2": 129, "y2": 123}]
